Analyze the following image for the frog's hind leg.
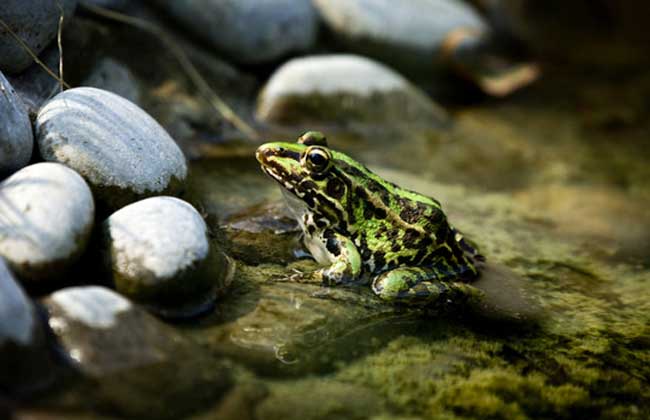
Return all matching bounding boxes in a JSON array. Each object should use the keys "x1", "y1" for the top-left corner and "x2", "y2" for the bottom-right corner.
[{"x1": 371, "y1": 267, "x2": 483, "y2": 307}]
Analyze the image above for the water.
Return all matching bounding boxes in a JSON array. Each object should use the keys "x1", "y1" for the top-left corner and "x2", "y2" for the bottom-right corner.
[{"x1": 18, "y1": 67, "x2": 650, "y2": 420}]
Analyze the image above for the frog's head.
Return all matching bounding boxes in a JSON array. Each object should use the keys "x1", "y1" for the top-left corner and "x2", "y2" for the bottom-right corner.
[{"x1": 256, "y1": 131, "x2": 354, "y2": 227}]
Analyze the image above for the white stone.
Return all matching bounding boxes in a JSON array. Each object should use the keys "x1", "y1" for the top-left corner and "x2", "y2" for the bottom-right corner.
[
  {"x1": 36, "y1": 87, "x2": 187, "y2": 210},
  {"x1": 0, "y1": 71, "x2": 33, "y2": 175},
  {"x1": 257, "y1": 54, "x2": 447, "y2": 123},
  {"x1": 261, "y1": 55, "x2": 408, "y2": 100},
  {"x1": 0, "y1": 258, "x2": 35, "y2": 346},
  {"x1": 106, "y1": 197, "x2": 209, "y2": 281},
  {"x1": 314, "y1": 0, "x2": 487, "y2": 51},
  {"x1": 0, "y1": 162, "x2": 95, "y2": 280},
  {"x1": 50, "y1": 286, "x2": 131, "y2": 329}
]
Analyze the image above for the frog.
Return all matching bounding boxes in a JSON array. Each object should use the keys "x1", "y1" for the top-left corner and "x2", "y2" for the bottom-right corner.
[{"x1": 255, "y1": 131, "x2": 485, "y2": 306}]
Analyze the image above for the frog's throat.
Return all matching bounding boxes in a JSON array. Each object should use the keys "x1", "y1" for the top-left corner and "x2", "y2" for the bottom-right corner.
[
  {"x1": 262, "y1": 165, "x2": 299, "y2": 196},
  {"x1": 281, "y1": 187, "x2": 310, "y2": 224}
]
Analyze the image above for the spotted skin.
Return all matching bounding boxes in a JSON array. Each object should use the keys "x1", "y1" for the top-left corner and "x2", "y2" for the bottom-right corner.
[{"x1": 256, "y1": 131, "x2": 484, "y2": 306}]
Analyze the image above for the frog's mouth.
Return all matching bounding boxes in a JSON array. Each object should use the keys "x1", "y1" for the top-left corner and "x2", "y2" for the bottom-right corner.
[{"x1": 256, "y1": 146, "x2": 302, "y2": 195}]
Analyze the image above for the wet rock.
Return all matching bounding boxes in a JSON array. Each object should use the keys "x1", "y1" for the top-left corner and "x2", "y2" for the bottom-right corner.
[
  {"x1": 150, "y1": 0, "x2": 318, "y2": 64},
  {"x1": 224, "y1": 201, "x2": 301, "y2": 265},
  {"x1": 469, "y1": 262, "x2": 542, "y2": 323},
  {"x1": 82, "y1": 58, "x2": 141, "y2": 105},
  {"x1": 0, "y1": 162, "x2": 94, "y2": 284},
  {"x1": 186, "y1": 261, "x2": 422, "y2": 375},
  {"x1": 102, "y1": 197, "x2": 234, "y2": 319},
  {"x1": 313, "y1": 0, "x2": 488, "y2": 76},
  {"x1": 184, "y1": 162, "x2": 544, "y2": 375},
  {"x1": 0, "y1": 71, "x2": 32, "y2": 176},
  {"x1": 36, "y1": 87, "x2": 187, "y2": 213},
  {"x1": 256, "y1": 54, "x2": 448, "y2": 125},
  {"x1": 43, "y1": 286, "x2": 231, "y2": 419},
  {"x1": 0, "y1": 258, "x2": 54, "y2": 394},
  {"x1": 0, "y1": 1, "x2": 64, "y2": 74}
]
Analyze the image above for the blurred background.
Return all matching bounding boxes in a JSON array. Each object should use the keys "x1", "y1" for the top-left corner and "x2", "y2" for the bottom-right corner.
[{"x1": 1, "y1": 1, "x2": 649, "y2": 419}]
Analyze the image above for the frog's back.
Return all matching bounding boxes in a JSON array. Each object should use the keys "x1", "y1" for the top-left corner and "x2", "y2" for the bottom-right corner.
[{"x1": 331, "y1": 154, "x2": 478, "y2": 279}]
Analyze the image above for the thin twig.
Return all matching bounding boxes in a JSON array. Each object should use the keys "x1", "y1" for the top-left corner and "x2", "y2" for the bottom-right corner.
[
  {"x1": 0, "y1": 16, "x2": 71, "y2": 89},
  {"x1": 80, "y1": 2, "x2": 261, "y2": 141},
  {"x1": 55, "y1": 0, "x2": 65, "y2": 92}
]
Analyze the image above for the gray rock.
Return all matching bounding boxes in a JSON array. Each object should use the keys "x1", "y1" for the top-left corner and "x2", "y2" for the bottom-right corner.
[
  {"x1": 313, "y1": 0, "x2": 488, "y2": 75},
  {"x1": 150, "y1": 0, "x2": 318, "y2": 64},
  {"x1": 42, "y1": 286, "x2": 231, "y2": 419},
  {"x1": 102, "y1": 196, "x2": 234, "y2": 318},
  {"x1": 0, "y1": 71, "x2": 33, "y2": 176},
  {"x1": 64, "y1": 0, "x2": 79, "y2": 17},
  {"x1": 0, "y1": 257, "x2": 54, "y2": 393},
  {"x1": 82, "y1": 58, "x2": 140, "y2": 105},
  {"x1": 81, "y1": 0, "x2": 128, "y2": 11},
  {"x1": 5, "y1": 44, "x2": 63, "y2": 119},
  {"x1": 0, "y1": 162, "x2": 94, "y2": 283},
  {"x1": 256, "y1": 54, "x2": 448, "y2": 124},
  {"x1": 36, "y1": 87, "x2": 187, "y2": 212},
  {"x1": 0, "y1": 1, "x2": 63, "y2": 74}
]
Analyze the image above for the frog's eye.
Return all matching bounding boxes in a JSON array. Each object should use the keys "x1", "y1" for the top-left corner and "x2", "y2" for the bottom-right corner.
[
  {"x1": 298, "y1": 131, "x2": 328, "y2": 147},
  {"x1": 302, "y1": 146, "x2": 331, "y2": 173}
]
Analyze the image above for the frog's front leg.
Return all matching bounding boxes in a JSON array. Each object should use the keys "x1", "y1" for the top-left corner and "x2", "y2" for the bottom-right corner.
[
  {"x1": 317, "y1": 231, "x2": 362, "y2": 286},
  {"x1": 371, "y1": 267, "x2": 483, "y2": 306}
]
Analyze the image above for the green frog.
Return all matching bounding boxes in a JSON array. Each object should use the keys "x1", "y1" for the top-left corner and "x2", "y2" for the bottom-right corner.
[{"x1": 256, "y1": 131, "x2": 485, "y2": 306}]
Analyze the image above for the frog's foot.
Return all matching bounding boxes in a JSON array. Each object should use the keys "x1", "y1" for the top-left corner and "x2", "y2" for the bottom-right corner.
[
  {"x1": 371, "y1": 267, "x2": 484, "y2": 307},
  {"x1": 318, "y1": 230, "x2": 363, "y2": 287},
  {"x1": 266, "y1": 268, "x2": 318, "y2": 284}
]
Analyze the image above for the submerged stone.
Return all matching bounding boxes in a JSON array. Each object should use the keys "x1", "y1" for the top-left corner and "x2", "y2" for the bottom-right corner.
[
  {"x1": 43, "y1": 286, "x2": 231, "y2": 419},
  {"x1": 255, "y1": 379, "x2": 387, "y2": 420},
  {"x1": 223, "y1": 201, "x2": 301, "y2": 265}
]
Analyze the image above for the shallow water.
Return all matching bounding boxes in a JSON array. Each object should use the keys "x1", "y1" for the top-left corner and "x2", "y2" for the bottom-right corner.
[
  {"x1": 164, "y1": 71, "x2": 650, "y2": 419},
  {"x1": 17, "y1": 55, "x2": 650, "y2": 420}
]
